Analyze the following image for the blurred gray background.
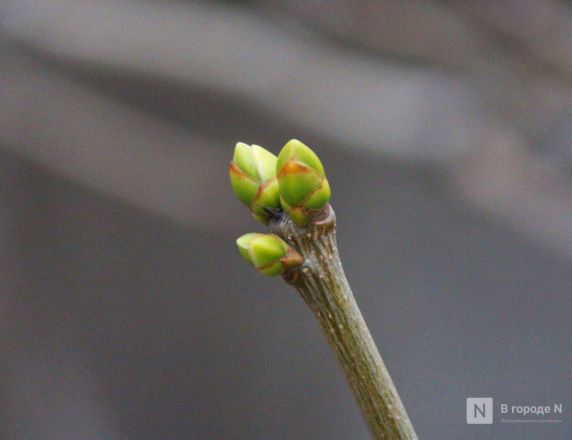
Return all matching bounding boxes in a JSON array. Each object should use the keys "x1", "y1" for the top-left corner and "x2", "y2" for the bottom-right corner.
[{"x1": 1, "y1": 1, "x2": 571, "y2": 439}]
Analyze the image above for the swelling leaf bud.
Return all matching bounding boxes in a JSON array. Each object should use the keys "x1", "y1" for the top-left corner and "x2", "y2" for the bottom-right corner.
[
  {"x1": 236, "y1": 233, "x2": 303, "y2": 277},
  {"x1": 229, "y1": 143, "x2": 280, "y2": 224},
  {"x1": 276, "y1": 139, "x2": 331, "y2": 226}
]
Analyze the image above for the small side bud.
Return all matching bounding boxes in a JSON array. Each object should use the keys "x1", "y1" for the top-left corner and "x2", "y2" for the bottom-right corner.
[
  {"x1": 229, "y1": 143, "x2": 280, "y2": 224},
  {"x1": 276, "y1": 139, "x2": 331, "y2": 226},
  {"x1": 236, "y1": 233, "x2": 303, "y2": 277}
]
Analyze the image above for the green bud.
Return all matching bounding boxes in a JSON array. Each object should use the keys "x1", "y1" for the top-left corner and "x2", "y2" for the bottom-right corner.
[
  {"x1": 229, "y1": 142, "x2": 280, "y2": 224},
  {"x1": 276, "y1": 139, "x2": 331, "y2": 226},
  {"x1": 236, "y1": 233, "x2": 303, "y2": 277}
]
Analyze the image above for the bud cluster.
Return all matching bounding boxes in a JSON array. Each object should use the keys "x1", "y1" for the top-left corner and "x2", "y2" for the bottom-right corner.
[
  {"x1": 230, "y1": 139, "x2": 330, "y2": 276},
  {"x1": 229, "y1": 139, "x2": 330, "y2": 227}
]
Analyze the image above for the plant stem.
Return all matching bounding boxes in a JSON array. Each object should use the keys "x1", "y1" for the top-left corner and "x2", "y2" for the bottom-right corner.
[{"x1": 269, "y1": 206, "x2": 418, "y2": 440}]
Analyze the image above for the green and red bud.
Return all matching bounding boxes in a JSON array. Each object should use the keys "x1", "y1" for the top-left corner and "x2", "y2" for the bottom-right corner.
[
  {"x1": 276, "y1": 139, "x2": 331, "y2": 226},
  {"x1": 229, "y1": 142, "x2": 280, "y2": 224},
  {"x1": 236, "y1": 233, "x2": 303, "y2": 276}
]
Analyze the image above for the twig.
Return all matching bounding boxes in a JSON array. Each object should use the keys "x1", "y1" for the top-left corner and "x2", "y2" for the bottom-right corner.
[{"x1": 270, "y1": 206, "x2": 418, "y2": 440}]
